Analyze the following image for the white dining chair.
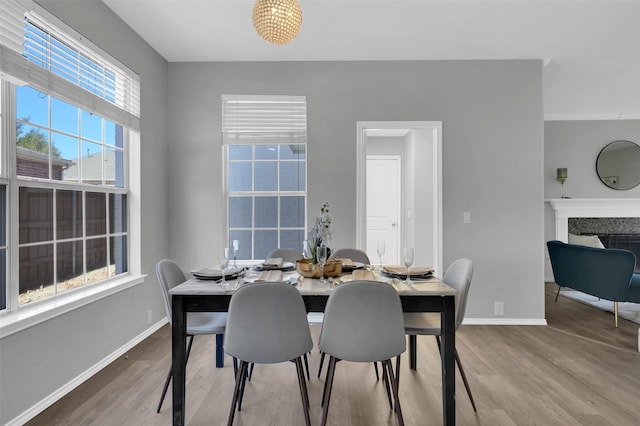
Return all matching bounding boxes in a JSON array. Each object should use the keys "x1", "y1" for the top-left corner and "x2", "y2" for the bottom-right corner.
[
  {"x1": 319, "y1": 280, "x2": 406, "y2": 426},
  {"x1": 155, "y1": 259, "x2": 227, "y2": 413},
  {"x1": 330, "y1": 248, "x2": 371, "y2": 264},
  {"x1": 224, "y1": 282, "x2": 313, "y2": 426},
  {"x1": 403, "y1": 257, "x2": 477, "y2": 411},
  {"x1": 265, "y1": 247, "x2": 303, "y2": 264}
]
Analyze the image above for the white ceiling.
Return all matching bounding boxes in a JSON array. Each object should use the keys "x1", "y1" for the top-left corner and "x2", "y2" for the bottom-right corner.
[{"x1": 103, "y1": 0, "x2": 640, "y2": 119}]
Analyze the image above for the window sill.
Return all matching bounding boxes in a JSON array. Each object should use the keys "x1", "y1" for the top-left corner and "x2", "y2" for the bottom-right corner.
[{"x1": 0, "y1": 274, "x2": 147, "y2": 339}]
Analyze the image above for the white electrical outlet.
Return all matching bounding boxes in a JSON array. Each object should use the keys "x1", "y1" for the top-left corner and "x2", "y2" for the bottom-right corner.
[
  {"x1": 494, "y1": 301, "x2": 504, "y2": 316},
  {"x1": 147, "y1": 310, "x2": 152, "y2": 325}
]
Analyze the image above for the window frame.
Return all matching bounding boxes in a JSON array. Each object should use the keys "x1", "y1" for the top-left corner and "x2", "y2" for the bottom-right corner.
[
  {"x1": 222, "y1": 95, "x2": 308, "y2": 262},
  {"x1": 0, "y1": 2, "x2": 143, "y2": 337},
  {"x1": 225, "y1": 143, "x2": 307, "y2": 261}
]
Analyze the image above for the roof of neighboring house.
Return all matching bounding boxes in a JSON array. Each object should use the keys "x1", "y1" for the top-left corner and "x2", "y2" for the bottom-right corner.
[
  {"x1": 63, "y1": 149, "x2": 117, "y2": 184},
  {"x1": 16, "y1": 146, "x2": 75, "y2": 167}
]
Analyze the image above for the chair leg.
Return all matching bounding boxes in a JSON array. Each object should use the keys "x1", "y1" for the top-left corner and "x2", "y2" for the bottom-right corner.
[
  {"x1": 248, "y1": 362, "x2": 255, "y2": 381},
  {"x1": 555, "y1": 285, "x2": 561, "y2": 302},
  {"x1": 614, "y1": 301, "x2": 619, "y2": 328},
  {"x1": 317, "y1": 352, "x2": 325, "y2": 378},
  {"x1": 373, "y1": 361, "x2": 380, "y2": 380},
  {"x1": 454, "y1": 349, "x2": 477, "y2": 412},
  {"x1": 436, "y1": 335, "x2": 477, "y2": 412},
  {"x1": 237, "y1": 363, "x2": 250, "y2": 411},
  {"x1": 156, "y1": 366, "x2": 173, "y2": 413},
  {"x1": 381, "y1": 360, "x2": 393, "y2": 409},
  {"x1": 384, "y1": 359, "x2": 404, "y2": 425},
  {"x1": 157, "y1": 335, "x2": 195, "y2": 413},
  {"x1": 320, "y1": 356, "x2": 337, "y2": 426},
  {"x1": 227, "y1": 360, "x2": 248, "y2": 426},
  {"x1": 303, "y1": 353, "x2": 311, "y2": 381},
  {"x1": 294, "y1": 357, "x2": 312, "y2": 426}
]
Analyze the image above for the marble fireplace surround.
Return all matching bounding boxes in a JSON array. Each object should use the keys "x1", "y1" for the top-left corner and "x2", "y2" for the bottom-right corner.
[{"x1": 548, "y1": 198, "x2": 640, "y2": 242}]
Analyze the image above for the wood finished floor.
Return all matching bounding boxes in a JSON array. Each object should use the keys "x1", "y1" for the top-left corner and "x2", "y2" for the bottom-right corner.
[{"x1": 27, "y1": 282, "x2": 640, "y2": 425}]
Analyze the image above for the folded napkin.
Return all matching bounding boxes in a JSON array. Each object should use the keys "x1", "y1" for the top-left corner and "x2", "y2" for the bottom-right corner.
[
  {"x1": 352, "y1": 269, "x2": 376, "y2": 281},
  {"x1": 255, "y1": 270, "x2": 283, "y2": 282},
  {"x1": 384, "y1": 265, "x2": 434, "y2": 276},
  {"x1": 337, "y1": 258, "x2": 356, "y2": 268},
  {"x1": 262, "y1": 257, "x2": 283, "y2": 269}
]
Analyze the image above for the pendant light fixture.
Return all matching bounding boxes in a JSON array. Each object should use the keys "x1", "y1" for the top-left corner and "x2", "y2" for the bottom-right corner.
[{"x1": 252, "y1": 0, "x2": 302, "y2": 45}]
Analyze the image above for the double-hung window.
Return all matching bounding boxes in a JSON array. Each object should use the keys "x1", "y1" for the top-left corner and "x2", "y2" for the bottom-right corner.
[
  {"x1": 0, "y1": 0, "x2": 140, "y2": 312},
  {"x1": 222, "y1": 95, "x2": 307, "y2": 261}
]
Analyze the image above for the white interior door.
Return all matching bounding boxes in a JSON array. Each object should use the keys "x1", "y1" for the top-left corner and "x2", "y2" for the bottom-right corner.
[{"x1": 366, "y1": 156, "x2": 401, "y2": 265}]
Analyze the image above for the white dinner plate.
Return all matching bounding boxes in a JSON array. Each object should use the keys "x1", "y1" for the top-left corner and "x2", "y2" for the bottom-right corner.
[
  {"x1": 191, "y1": 267, "x2": 244, "y2": 280},
  {"x1": 253, "y1": 261, "x2": 296, "y2": 271}
]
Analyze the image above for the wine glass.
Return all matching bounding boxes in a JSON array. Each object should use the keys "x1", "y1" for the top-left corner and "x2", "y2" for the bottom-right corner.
[
  {"x1": 376, "y1": 240, "x2": 386, "y2": 270},
  {"x1": 219, "y1": 247, "x2": 230, "y2": 287},
  {"x1": 231, "y1": 239, "x2": 239, "y2": 268},
  {"x1": 403, "y1": 247, "x2": 414, "y2": 285},
  {"x1": 317, "y1": 245, "x2": 329, "y2": 284}
]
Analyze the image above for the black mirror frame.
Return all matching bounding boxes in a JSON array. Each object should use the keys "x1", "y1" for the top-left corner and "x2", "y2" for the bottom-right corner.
[{"x1": 595, "y1": 139, "x2": 640, "y2": 191}]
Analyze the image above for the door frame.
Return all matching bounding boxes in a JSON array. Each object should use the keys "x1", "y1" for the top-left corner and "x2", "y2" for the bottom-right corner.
[{"x1": 356, "y1": 121, "x2": 443, "y2": 276}]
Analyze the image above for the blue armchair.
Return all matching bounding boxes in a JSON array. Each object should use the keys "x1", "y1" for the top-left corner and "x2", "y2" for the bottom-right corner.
[{"x1": 547, "y1": 240, "x2": 640, "y2": 327}]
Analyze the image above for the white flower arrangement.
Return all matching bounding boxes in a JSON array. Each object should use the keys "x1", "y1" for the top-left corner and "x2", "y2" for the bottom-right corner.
[{"x1": 308, "y1": 202, "x2": 332, "y2": 263}]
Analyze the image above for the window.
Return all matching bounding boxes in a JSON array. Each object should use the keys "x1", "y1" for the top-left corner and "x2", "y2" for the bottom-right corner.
[
  {"x1": 0, "y1": 0, "x2": 139, "y2": 312},
  {"x1": 222, "y1": 95, "x2": 307, "y2": 260}
]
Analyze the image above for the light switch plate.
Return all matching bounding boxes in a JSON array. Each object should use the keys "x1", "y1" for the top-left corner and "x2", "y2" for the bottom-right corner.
[{"x1": 463, "y1": 211, "x2": 471, "y2": 224}]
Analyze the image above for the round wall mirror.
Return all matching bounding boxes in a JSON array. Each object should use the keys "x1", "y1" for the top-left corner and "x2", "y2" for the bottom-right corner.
[{"x1": 596, "y1": 140, "x2": 640, "y2": 190}]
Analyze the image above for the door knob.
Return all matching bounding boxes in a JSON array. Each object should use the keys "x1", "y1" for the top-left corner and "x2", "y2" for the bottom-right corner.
[{"x1": 391, "y1": 222, "x2": 397, "y2": 227}]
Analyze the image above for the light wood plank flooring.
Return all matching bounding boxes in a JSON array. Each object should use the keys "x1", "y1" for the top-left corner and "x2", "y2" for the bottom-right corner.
[{"x1": 27, "y1": 282, "x2": 640, "y2": 425}]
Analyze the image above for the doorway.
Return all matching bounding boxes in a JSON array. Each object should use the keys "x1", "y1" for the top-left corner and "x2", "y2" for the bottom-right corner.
[{"x1": 356, "y1": 121, "x2": 443, "y2": 276}]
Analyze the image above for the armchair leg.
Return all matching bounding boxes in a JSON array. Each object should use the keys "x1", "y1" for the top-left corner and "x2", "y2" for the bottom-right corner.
[
  {"x1": 614, "y1": 301, "x2": 619, "y2": 328},
  {"x1": 554, "y1": 285, "x2": 561, "y2": 302}
]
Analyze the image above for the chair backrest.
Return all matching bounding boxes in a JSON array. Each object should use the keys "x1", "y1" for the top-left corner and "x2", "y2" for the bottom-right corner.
[
  {"x1": 156, "y1": 259, "x2": 188, "y2": 325},
  {"x1": 442, "y1": 258, "x2": 473, "y2": 330},
  {"x1": 266, "y1": 248, "x2": 303, "y2": 264},
  {"x1": 330, "y1": 248, "x2": 371, "y2": 264},
  {"x1": 547, "y1": 240, "x2": 636, "y2": 301},
  {"x1": 224, "y1": 282, "x2": 313, "y2": 364},
  {"x1": 319, "y1": 280, "x2": 406, "y2": 362}
]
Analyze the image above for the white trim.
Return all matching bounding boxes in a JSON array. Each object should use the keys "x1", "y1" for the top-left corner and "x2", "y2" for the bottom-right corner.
[
  {"x1": 545, "y1": 114, "x2": 640, "y2": 121},
  {"x1": 356, "y1": 121, "x2": 443, "y2": 277},
  {"x1": 0, "y1": 274, "x2": 146, "y2": 338},
  {"x1": 547, "y1": 198, "x2": 640, "y2": 242},
  {"x1": 4, "y1": 316, "x2": 167, "y2": 426},
  {"x1": 463, "y1": 318, "x2": 548, "y2": 326}
]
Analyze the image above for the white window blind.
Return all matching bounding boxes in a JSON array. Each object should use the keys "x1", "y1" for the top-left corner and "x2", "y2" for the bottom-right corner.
[
  {"x1": 222, "y1": 95, "x2": 307, "y2": 144},
  {"x1": 0, "y1": 0, "x2": 140, "y2": 130}
]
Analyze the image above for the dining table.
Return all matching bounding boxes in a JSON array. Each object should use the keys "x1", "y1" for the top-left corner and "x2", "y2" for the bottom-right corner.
[{"x1": 169, "y1": 267, "x2": 458, "y2": 426}]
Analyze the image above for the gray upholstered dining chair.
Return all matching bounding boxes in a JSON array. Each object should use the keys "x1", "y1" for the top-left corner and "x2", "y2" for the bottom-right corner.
[
  {"x1": 403, "y1": 257, "x2": 477, "y2": 412},
  {"x1": 224, "y1": 282, "x2": 313, "y2": 426},
  {"x1": 318, "y1": 247, "x2": 373, "y2": 378},
  {"x1": 330, "y1": 248, "x2": 371, "y2": 264},
  {"x1": 319, "y1": 280, "x2": 406, "y2": 426},
  {"x1": 155, "y1": 259, "x2": 227, "y2": 413},
  {"x1": 265, "y1": 247, "x2": 303, "y2": 264}
]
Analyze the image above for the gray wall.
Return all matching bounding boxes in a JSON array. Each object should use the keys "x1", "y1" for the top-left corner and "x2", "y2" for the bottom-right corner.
[
  {"x1": 544, "y1": 120, "x2": 640, "y2": 278},
  {"x1": 167, "y1": 60, "x2": 545, "y2": 321},
  {"x1": 0, "y1": 1, "x2": 169, "y2": 423}
]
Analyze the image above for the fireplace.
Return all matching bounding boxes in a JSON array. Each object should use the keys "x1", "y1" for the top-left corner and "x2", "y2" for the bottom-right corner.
[{"x1": 548, "y1": 198, "x2": 640, "y2": 272}]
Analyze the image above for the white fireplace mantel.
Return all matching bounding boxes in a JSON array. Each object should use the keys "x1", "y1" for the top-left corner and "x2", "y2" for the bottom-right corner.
[{"x1": 547, "y1": 198, "x2": 640, "y2": 242}]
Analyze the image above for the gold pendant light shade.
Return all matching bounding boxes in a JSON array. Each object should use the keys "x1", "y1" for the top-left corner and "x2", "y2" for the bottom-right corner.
[{"x1": 252, "y1": 0, "x2": 302, "y2": 45}]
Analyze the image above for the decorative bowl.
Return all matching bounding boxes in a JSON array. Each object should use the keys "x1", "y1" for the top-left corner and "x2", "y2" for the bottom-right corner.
[{"x1": 296, "y1": 258, "x2": 342, "y2": 278}]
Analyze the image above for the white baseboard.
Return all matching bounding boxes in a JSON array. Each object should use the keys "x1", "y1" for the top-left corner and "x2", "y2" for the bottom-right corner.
[
  {"x1": 463, "y1": 318, "x2": 548, "y2": 326},
  {"x1": 5, "y1": 318, "x2": 168, "y2": 426}
]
